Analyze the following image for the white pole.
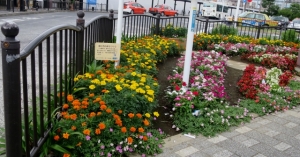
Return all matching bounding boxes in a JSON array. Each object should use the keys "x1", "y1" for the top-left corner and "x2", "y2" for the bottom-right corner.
[
  {"x1": 234, "y1": 0, "x2": 241, "y2": 24},
  {"x1": 115, "y1": 0, "x2": 124, "y2": 67},
  {"x1": 182, "y1": 0, "x2": 197, "y2": 88}
]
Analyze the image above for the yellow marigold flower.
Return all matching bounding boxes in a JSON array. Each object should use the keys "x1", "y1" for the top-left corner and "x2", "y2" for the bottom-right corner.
[
  {"x1": 145, "y1": 85, "x2": 150, "y2": 89},
  {"x1": 140, "y1": 77, "x2": 146, "y2": 82},
  {"x1": 115, "y1": 84, "x2": 123, "y2": 92},
  {"x1": 63, "y1": 132, "x2": 70, "y2": 139},
  {"x1": 89, "y1": 85, "x2": 96, "y2": 90},
  {"x1": 147, "y1": 97, "x2": 153, "y2": 102},
  {"x1": 131, "y1": 72, "x2": 137, "y2": 76},
  {"x1": 100, "y1": 81, "x2": 106, "y2": 85},
  {"x1": 74, "y1": 77, "x2": 79, "y2": 82},
  {"x1": 145, "y1": 113, "x2": 150, "y2": 118},
  {"x1": 153, "y1": 112, "x2": 159, "y2": 117},
  {"x1": 147, "y1": 90, "x2": 154, "y2": 96},
  {"x1": 153, "y1": 83, "x2": 158, "y2": 86}
]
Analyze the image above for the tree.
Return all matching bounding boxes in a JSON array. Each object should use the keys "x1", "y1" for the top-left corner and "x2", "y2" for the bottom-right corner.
[
  {"x1": 261, "y1": 0, "x2": 275, "y2": 15},
  {"x1": 267, "y1": 4, "x2": 280, "y2": 16},
  {"x1": 278, "y1": 8, "x2": 292, "y2": 20},
  {"x1": 289, "y1": 3, "x2": 300, "y2": 20}
]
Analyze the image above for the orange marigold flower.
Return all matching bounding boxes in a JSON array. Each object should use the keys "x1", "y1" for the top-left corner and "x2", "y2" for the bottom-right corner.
[
  {"x1": 63, "y1": 132, "x2": 69, "y2": 139},
  {"x1": 82, "y1": 122, "x2": 87, "y2": 127},
  {"x1": 130, "y1": 127, "x2": 136, "y2": 133},
  {"x1": 98, "y1": 122, "x2": 106, "y2": 130},
  {"x1": 143, "y1": 136, "x2": 148, "y2": 141},
  {"x1": 138, "y1": 127, "x2": 144, "y2": 133},
  {"x1": 62, "y1": 104, "x2": 69, "y2": 109},
  {"x1": 72, "y1": 99, "x2": 81, "y2": 106},
  {"x1": 97, "y1": 112, "x2": 102, "y2": 116},
  {"x1": 143, "y1": 119, "x2": 150, "y2": 126},
  {"x1": 113, "y1": 114, "x2": 120, "y2": 120},
  {"x1": 128, "y1": 113, "x2": 135, "y2": 118},
  {"x1": 136, "y1": 113, "x2": 142, "y2": 118},
  {"x1": 83, "y1": 129, "x2": 91, "y2": 136},
  {"x1": 71, "y1": 126, "x2": 76, "y2": 131},
  {"x1": 57, "y1": 92, "x2": 64, "y2": 98},
  {"x1": 73, "y1": 105, "x2": 80, "y2": 110},
  {"x1": 100, "y1": 105, "x2": 107, "y2": 110},
  {"x1": 121, "y1": 127, "x2": 127, "y2": 133},
  {"x1": 99, "y1": 100, "x2": 106, "y2": 106},
  {"x1": 81, "y1": 100, "x2": 89, "y2": 106},
  {"x1": 70, "y1": 114, "x2": 77, "y2": 120},
  {"x1": 89, "y1": 93, "x2": 95, "y2": 97},
  {"x1": 89, "y1": 112, "x2": 96, "y2": 118},
  {"x1": 95, "y1": 128, "x2": 101, "y2": 135},
  {"x1": 118, "y1": 110, "x2": 123, "y2": 114},
  {"x1": 67, "y1": 94, "x2": 73, "y2": 102},
  {"x1": 115, "y1": 119, "x2": 122, "y2": 126},
  {"x1": 106, "y1": 108, "x2": 112, "y2": 114},
  {"x1": 63, "y1": 154, "x2": 70, "y2": 157},
  {"x1": 93, "y1": 97, "x2": 101, "y2": 103},
  {"x1": 53, "y1": 135, "x2": 60, "y2": 141},
  {"x1": 127, "y1": 137, "x2": 133, "y2": 144},
  {"x1": 63, "y1": 114, "x2": 70, "y2": 119},
  {"x1": 76, "y1": 142, "x2": 82, "y2": 147}
]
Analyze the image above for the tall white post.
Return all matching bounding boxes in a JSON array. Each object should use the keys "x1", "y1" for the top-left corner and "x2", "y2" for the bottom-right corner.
[
  {"x1": 182, "y1": 0, "x2": 197, "y2": 88},
  {"x1": 234, "y1": 0, "x2": 241, "y2": 24},
  {"x1": 115, "y1": 0, "x2": 124, "y2": 67}
]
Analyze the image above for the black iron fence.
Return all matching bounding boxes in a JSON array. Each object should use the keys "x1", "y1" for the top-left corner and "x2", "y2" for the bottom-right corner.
[
  {"x1": 1, "y1": 10, "x2": 114, "y2": 157},
  {"x1": 116, "y1": 12, "x2": 300, "y2": 41},
  {"x1": 1, "y1": 10, "x2": 300, "y2": 157}
]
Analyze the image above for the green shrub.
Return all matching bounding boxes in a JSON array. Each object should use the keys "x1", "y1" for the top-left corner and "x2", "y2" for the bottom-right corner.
[
  {"x1": 281, "y1": 29, "x2": 299, "y2": 43},
  {"x1": 211, "y1": 25, "x2": 238, "y2": 36}
]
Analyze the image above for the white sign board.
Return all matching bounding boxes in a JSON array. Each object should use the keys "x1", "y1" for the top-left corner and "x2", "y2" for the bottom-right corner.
[{"x1": 95, "y1": 43, "x2": 120, "y2": 60}]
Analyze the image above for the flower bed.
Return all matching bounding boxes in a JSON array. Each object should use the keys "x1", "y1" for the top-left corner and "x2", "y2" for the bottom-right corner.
[
  {"x1": 50, "y1": 36, "x2": 180, "y2": 157},
  {"x1": 163, "y1": 34, "x2": 300, "y2": 136}
]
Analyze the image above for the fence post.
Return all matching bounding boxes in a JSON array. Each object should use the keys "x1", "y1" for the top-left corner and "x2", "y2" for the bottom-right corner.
[
  {"x1": 109, "y1": 9, "x2": 114, "y2": 42},
  {"x1": 204, "y1": 17, "x2": 209, "y2": 34},
  {"x1": 256, "y1": 24, "x2": 261, "y2": 39},
  {"x1": 76, "y1": 11, "x2": 85, "y2": 75},
  {"x1": 1, "y1": 22, "x2": 22, "y2": 157},
  {"x1": 155, "y1": 14, "x2": 161, "y2": 35},
  {"x1": 109, "y1": 9, "x2": 114, "y2": 19}
]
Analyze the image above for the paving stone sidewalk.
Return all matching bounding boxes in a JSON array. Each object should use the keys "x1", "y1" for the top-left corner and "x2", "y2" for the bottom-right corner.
[{"x1": 141, "y1": 60, "x2": 300, "y2": 157}]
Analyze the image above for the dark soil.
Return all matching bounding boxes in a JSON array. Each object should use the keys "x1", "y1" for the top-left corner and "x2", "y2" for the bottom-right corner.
[{"x1": 153, "y1": 55, "x2": 245, "y2": 136}]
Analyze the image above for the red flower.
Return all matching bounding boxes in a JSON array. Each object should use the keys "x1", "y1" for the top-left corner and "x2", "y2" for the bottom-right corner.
[
  {"x1": 192, "y1": 91, "x2": 199, "y2": 96},
  {"x1": 175, "y1": 85, "x2": 180, "y2": 91},
  {"x1": 182, "y1": 82, "x2": 187, "y2": 86}
]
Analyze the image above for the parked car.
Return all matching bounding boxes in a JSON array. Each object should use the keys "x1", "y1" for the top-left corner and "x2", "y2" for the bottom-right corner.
[
  {"x1": 270, "y1": 16, "x2": 290, "y2": 29},
  {"x1": 123, "y1": 1, "x2": 146, "y2": 14},
  {"x1": 149, "y1": 4, "x2": 178, "y2": 16},
  {"x1": 238, "y1": 12, "x2": 278, "y2": 27},
  {"x1": 287, "y1": 18, "x2": 300, "y2": 31}
]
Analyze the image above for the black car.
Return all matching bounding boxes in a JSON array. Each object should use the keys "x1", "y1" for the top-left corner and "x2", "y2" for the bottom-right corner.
[{"x1": 271, "y1": 16, "x2": 290, "y2": 29}]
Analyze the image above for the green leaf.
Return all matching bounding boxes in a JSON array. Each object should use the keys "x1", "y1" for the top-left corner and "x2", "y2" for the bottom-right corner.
[
  {"x1": 72, "y1": 87, "x2": 88, "y2": 94},
  {"x1": 50, "y1": 144, "x2": 70, "y2": 153}
]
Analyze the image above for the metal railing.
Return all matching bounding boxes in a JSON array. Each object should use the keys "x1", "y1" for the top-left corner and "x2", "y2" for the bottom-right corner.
[
  {"x1": 1, "y1": 10, "x2": 114, "y2": 157},
  {"x1": 114, "y1": 11, "x2": 300, "y2": 41}
]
